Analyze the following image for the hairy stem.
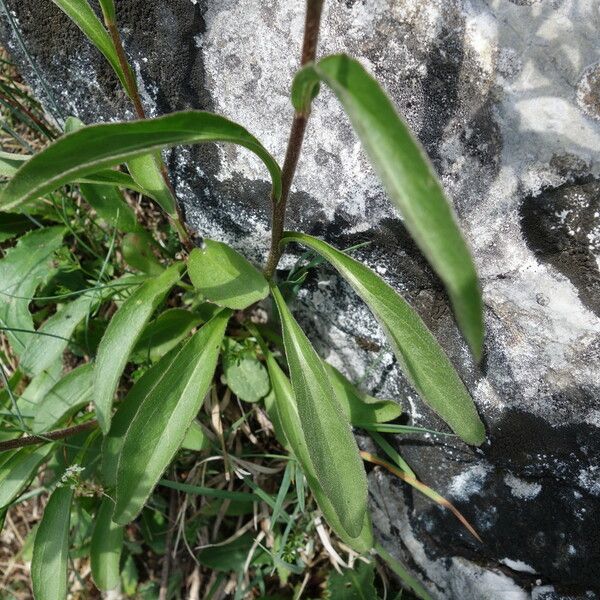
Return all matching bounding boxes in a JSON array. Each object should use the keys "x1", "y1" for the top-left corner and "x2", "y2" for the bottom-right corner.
[
  {"x1": 0, "y1": 420, "x2": 98, "y2": 453},
  {"x1": 263, "y1": 0, "x2": 324, "y2": 278},
  {"x1": 104, "y1": 14, "x2": 193, "y2": 250}
]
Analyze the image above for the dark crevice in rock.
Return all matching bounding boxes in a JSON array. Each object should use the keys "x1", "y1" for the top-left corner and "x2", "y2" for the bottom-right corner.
[{"x1": 520, "y1": 176, "x2": 600, "y2": 317}]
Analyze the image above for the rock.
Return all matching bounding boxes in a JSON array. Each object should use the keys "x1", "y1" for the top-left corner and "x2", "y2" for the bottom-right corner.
[{"x1": 1, "y1": 0, "x2": 599, "y2": 597}]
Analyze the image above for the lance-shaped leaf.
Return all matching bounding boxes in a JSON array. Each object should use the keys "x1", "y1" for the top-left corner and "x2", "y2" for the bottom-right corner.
[
  {"x1": 324, "y1": 362, "x2": 401, "y2": 425},
  {"x1": 127, "y1": 154, "x2": 177, "y2": 216},
  {"x1": 291, "y1": 54, "x2": 483, "y2": 359},
  {"x1": 0, "y1": 227, "x2": 64, "y2": 357},
  {"x1": 113, "y1": 310, "x2": 231, "y2": 524},
  {"x1": 188, "y1": 239, "x2": 270, "y2": 310},
  {"x1": 51, "y1": 0, "x2": 131, "y2": 94},
  {"x1": 80, "y1": 181, "x2": 139, "y2": 232},
  {"x1": 0, "y1": 445, "x2": 53, "y2": 508},
  {"x1": 20, "y1": 280, "x2": 120, "y2": 377},
  {"x1": 31, "y1": 486, "x2": 73, "y2": 600},
  {"x1": 98, "y1": 0, "x2": 116, "y2": 22},
  {"x1": 94, "y1": 263, "x2": 183, "y2": 433},
  {"x1": 101, "y1": 344, "x2": 183, "y2": 488},
  {"x1": 271, "y1": 285, "x2": 368, "y2": 538},
  {"x1": 0, "y1": 150, "x2": 29, "y2": 177},
  {"x1": 0, "y1": 111, "x2": 282, "y2": 212},
  {"x1": 32, "y1": 364, "x2": 94, "y2": 433},
  {"x1": 266, "y1": 352, "x2": 373, "y2": 553},
  {"x1": 91, "y1": 497, "x2": 123, "y2": 591},
  {"x1": 281, "y1": 232, "x2": 485, "y2": 446}
]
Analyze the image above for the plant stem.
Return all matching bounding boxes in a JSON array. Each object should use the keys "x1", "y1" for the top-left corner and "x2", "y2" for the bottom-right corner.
[
  {"x1": 263, "y1": 0, "x2": 325, "y2": 278},
  {"x1": 104, "y1": 14, "x2": 193, "y2": 250},
  {"x1": 0, "y1": 420, "x2": 98, "y2": 453}
]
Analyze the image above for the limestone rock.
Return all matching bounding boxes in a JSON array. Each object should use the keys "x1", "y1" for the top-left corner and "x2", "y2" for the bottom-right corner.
[{"x1": 1, "y1": 0, "x2": 599, "y2": 597}]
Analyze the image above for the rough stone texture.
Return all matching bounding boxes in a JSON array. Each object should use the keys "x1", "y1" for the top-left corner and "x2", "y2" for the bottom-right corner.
[{"x1": 1, "y1": 0, "x2": 600, "y2": 598}]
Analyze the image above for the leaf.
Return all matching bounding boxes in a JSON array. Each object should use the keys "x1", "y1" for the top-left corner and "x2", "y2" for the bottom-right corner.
[
  {"x1": 113, "y1": 310, "x2": 230, "y2": 524},
  {"x1": 32, "y1": 364, "x2": 93, "y2": 433},
  {"x1": 122, "y1": 231, "x2": 164, "y2": 276},
  {"x1": 222, "y1": 339, "x2": 270, "y2": 403},
  {"x1": 20, "y1": 287, "x2": 111, "y2": 377},
  {"x1": 292, "y1": 54, "x2": 483, "y2": 359},
  {"x1": 0, "y1": 445, "x2": 53, "y2": 508},
  {"x1": 197, "y1": 533, "x2": 269, "y2": 572},
  {"x1": 98, "y1": 0, "x2": 116, "y2": 22},
  {"x1": 66, "y1": 114, "x2": 142, "y2": 229},
  {"x1": 120, "y1": 554, "x2": 138, "y2": 595},
  {"x1": 281, "y1": 232, "x2": 485, "y2": 446},
  {"x1": 127, "y1": 154, "x2": 177, "y2": 216},
  {"x1": 93, "y1": 263, "x2": 183, "y2": 433},
  {"x1": 31, "y1": 486, "x2": 73, "y2": 600},
  {"x1": 91, "y1": 497, "x2": 123, "y2": 591},
  {"x1": 80, "y1": 182, "x2": 139, "y2": 232},
  {"x1": 0, "y1": 111, "x2": 282, "y2": 212},
  {"x1": 327, "y1": 560, "x2": 379, "y2": 600},
  {"x1": 0, "y1": 150, "x2": 29, "y2": 178},
  {"x1": 266, "y1": 352, "x2": 373, "y2": 553},
  {"x1": 188, "y1": 239, "x2": 270, "y2": 310},
  {"x1": 0, "y1": 212, "x2": 33, "y2": 242},
  {"x1": 324, "y1": 362, "x2": 401, "y2": 425},
  {"x1": 130, "y1": 308, "x2": 202, "y2": 363},
  {"x1": 101, "y1": 346, "x2": 181, "y2": 488},
  {"x1": 271, "y1": 285, "x2": 368, "y2": 539},
  {"x1": 0, "y1": 227, "x2": 64, "y2": 357},
  {"x1": 181, "y1": 419, "x2": 210, "y2": 451},
  {"x1": 51, "y1": 0, "x2": 132, "y2": 95}
]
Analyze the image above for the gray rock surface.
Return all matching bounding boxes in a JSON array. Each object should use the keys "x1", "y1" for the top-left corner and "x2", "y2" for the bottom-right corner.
[{"x1": 1, "y1": 0, "x2": 600, "y2": 597}]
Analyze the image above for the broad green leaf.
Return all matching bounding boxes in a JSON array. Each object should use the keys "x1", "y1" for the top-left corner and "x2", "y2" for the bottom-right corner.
[
  {"x1": 324, "y1": 362, "x2": 401, "y2": 425},
  {"x1": 0, "y1": 111, "x2": 282, "y2": 212},
  {"x1": 292, "y1": 54, "x2": 483, "y2": 359},
  {"x1": 98, "y1": 0, "x2": 116, "y2": 22},
  {"x1": 188, "y1": 239, "x2": 270, "y2": 310},
  {"x1": 222, "y1": 338, "x2": 270, "y2": 403},
  {"x1": 0, "y1": 227, "x2": 64, "y2": 357},
  {"x1": 128, "y1": 154, "x2": 177, "y2": 216},
  {"x1": 66, "y1": 114, "x2": 142, "y2": 229},
  {"x1": 80, "y1": 182, "x2": 139, "y2": 232},
  {"x1": 0, "y1": 445, "x2": 53, "y2": 508},
  {"x1": 91, "y1": 497, "x2": 123, "y2": 591},
  {"x1": 101, "y1": 346, "x2": 183, "y2": 488},
  {"x1": 31, "y1": 486, "x2": 73, "y2": 600},
  {"x1": 266, "y1": 353, "x2": 373, "y2": 553},
  {"x1": 271, "y1": 285, "x2": 368, "y2": 538},
  {"x1": 122, "y1": 231, "x2": 164, "y2": 277},
  {"x1": 17, "y1": 360, "x2": 63, "y2": 415},
  {"x1": 51, "y1": 0, "x2": 132, "y2": 95},
  {"x1": 32, "y1": 364, "x2": 93, "y2": 433},
  {"x1": 281, "y1": 232, "x2": 485, "y2": 446},
  {"x1": 113, "y1": 310, "x2": 230, "y2": 524},
  {"x1": 0, "y1": 150, "x2": 29, "y2": 177},
  {"x1": 181, "y1": 419, "x2": 210, "y2": 451},
  {"x1": 130, "y1": 308, "x2": 201, "y2": 363},
  {"x1": 94, "y1": 263, "x2": 183, "y2": 433},
  {"x1": 0, "y1": 212, "x2": 33, "y2": 242},
  {"x1": 20, "y1": 290, "x2": 106, "y2": 377}
]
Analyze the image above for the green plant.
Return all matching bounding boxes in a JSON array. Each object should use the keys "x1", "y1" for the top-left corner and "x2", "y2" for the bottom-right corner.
[{"x1": 0, "y1": 0, "x2": 485, "y2": 597}]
